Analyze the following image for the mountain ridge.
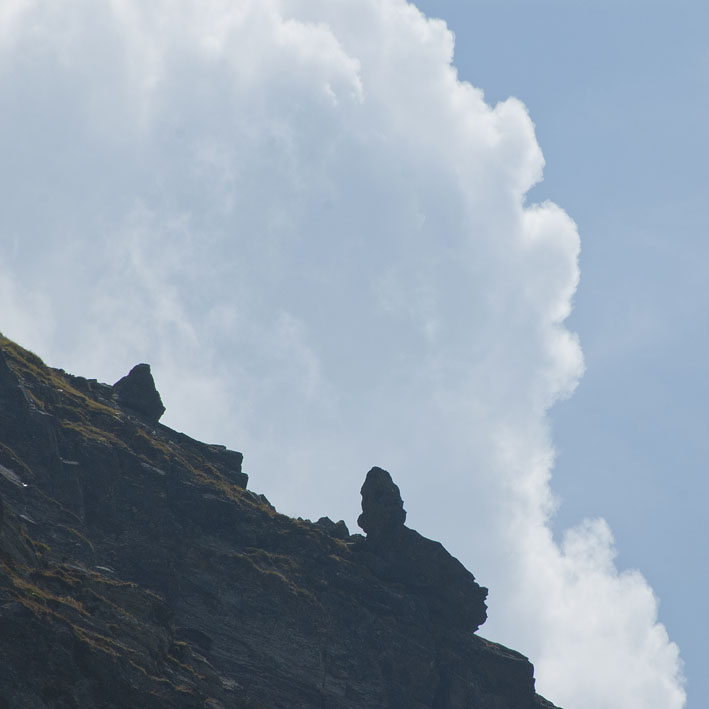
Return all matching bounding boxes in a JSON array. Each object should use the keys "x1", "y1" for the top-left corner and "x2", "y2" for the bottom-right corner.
[{"x1": 0, "y1": 333, "x2": 560, "y2": 708}]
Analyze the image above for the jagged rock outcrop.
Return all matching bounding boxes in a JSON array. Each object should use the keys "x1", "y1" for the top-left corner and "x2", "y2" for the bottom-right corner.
[
  {"x1": 315, "y1": 516, "x2": 350, "y2": 540},
  {"x1": 112, "y1": 363, "x2": 166, "y2": 423},
  {"x1": 357, "y1": 466, "x2": 488, "y2": 634},
  {"x1": 0, "y1": 334, "x2": 561, "y2": 708},
  {"x1": 357, "y1": 465, "x2": 407, "y2": 538}
]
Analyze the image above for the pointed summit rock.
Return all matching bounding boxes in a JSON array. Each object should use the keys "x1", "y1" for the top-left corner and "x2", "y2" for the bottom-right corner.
[
  {"x1": 113, "y1": 363, "x2": 165, "y2": 423},
  {"x1": 356, "y1": 465, "x2": 488, "y2": 633},
  {"x1": 357, "y1": 466, "x2": 406, "y2": 539}
]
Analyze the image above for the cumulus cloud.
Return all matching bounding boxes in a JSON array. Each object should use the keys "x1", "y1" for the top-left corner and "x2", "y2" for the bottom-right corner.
[{"x1": 0, "y1": 1, "x2": 685, "y2": 706}]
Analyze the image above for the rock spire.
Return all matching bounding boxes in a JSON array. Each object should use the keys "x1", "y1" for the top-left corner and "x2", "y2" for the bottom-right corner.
[{"x1": 113, "y1": 363, "x2": 165, "y2": 423}]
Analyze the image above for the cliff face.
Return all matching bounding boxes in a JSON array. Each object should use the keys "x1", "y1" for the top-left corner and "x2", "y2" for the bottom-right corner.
[{"x1": 0, "y1": 335, "x2": 560, "y2": 709}]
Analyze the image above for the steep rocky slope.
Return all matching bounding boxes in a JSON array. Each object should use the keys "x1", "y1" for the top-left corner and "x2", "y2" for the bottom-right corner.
[{"x1": 0, "y1": 334, "x2": 560, "y2": 708}]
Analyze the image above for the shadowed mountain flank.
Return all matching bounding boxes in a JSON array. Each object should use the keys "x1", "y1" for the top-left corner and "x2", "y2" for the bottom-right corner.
[{"x1": 0, "y1": 334, "x2": 560, "y2": 708}]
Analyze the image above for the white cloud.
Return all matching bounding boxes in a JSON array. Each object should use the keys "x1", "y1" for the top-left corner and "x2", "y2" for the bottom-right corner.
[{"x1": 0, "y1": 1, "x2": 685, "y2": 707}]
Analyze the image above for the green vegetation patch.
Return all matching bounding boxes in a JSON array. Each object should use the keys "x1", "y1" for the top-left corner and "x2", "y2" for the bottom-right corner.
[
  {"x1": 59, "y1": 419, "x2": 126, "y2": 450},
  {"x1": 0, "y1": 443, "x2": 33, "y2": 479},
  {"x1": 0, "y1": 335, "x2": 121, "y2": 419}
]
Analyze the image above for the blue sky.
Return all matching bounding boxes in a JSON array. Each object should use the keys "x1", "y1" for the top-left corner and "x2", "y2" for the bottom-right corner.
[
  {"x1": 413, "y1": 1, "x2": 707, "y2": 705},
  {"x1": 1, "y1": 1, "x2": 703, "y2": 706}
]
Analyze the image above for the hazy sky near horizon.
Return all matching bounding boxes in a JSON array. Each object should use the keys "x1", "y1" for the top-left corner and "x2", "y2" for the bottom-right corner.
[{"x1": 1, "y1": 1, "x2": 704, "y2": 707}]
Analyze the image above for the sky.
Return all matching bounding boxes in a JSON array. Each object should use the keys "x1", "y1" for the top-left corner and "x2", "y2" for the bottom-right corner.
[{"x1": 0, "y1": 1, "x2": 704, "y2": 707}]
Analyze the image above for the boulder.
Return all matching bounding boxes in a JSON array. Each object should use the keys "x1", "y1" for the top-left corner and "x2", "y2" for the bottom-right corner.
[
  {"x1": 113, "y1": 364, "x2": 165, "y2": 423},
  {"x1": 357, "y1": 466, "x2": 406, "y2": 539}
]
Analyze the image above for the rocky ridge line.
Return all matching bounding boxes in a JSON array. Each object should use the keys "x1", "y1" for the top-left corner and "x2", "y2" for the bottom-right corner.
[{"x1": 0, "y1": 334, "x2": 560, "y2": 708}]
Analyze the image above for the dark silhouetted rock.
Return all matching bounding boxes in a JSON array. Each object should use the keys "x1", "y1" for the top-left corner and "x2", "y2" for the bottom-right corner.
[
  {"x1": 357, "y1": 466, "x2": 488, "y2": 634},
  {"x1": 316, "y1": 516, "x2": 350, "y2": 539},
  {"x1": 357, "y1": 465, "x2": 406, "y2": 539},
  {"x1": 0, "y1": 334, "x2": 561, "y2": 709},
  {"x1": 113, "y1": 363, "x2": 165, "y2": 422}
]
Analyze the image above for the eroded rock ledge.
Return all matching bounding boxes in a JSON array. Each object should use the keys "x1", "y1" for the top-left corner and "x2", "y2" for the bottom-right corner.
[
  {"x1": 0, "y1": 334, "x2": 560, "y2": 708},
  {"x1": 356, "y1": 466, "x2": 488, "y2": 634}
]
